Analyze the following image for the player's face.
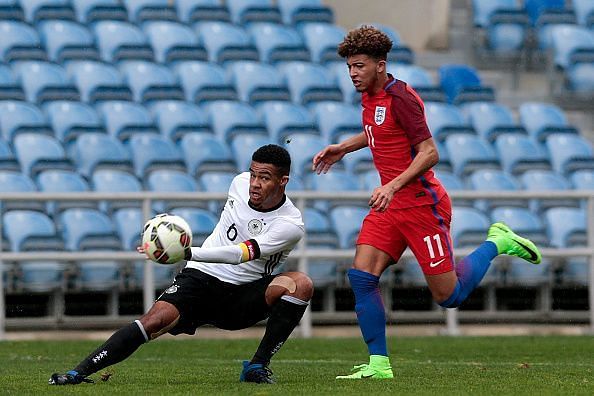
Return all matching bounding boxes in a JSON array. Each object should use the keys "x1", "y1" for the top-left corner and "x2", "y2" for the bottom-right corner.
[
  {"x1": 248, "y1": 161, "x2": 288, "y2": 210},
  {"x1": 347, "y1": 54, "x2": 385, "y2": 93}
]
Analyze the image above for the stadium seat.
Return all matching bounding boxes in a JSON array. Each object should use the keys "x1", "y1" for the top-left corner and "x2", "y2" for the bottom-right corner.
[
  {"x1": 433, "y1": 170, "x2": 465, "y2": 191},
  {"x1": 525, "y1": 0, "x2": 571, "y2": 26},
  {"x1": 36, "y1": 169, "x2": 93, "y2": 214},
  {"x1": 146, "y1": 169, "x2": 200, "y2": 213},
  {"x1": 0, "y1": 170, "x2": 45, "y2": 211},
  {"x1": 559, "y1": 257, "x2": 589, "y2": 286},
  {"x1": 228, "y1": 61, "x2": 290, "y2": 103},
  {"x1": 175, "y1": 0, "x2": 230, "y2": 24},
  {"x1": 444, "y1": 133, "x2": 500, "y2": 177},
  {"x1": 494, "y1": 133, "x2": 551, "y2": 175},
  {"x1": 12, "y1": 61, "x2": 79, "y2": 103},
  {"x1": 0, "y1": 0, "x2": 24, "y2": 21},
  {"x1": 92, "y1": 20, "x2": 153, "y2": 63},
  {"x1": 258, "y1": 101, "x2": 317, "y2": 144},
  {"x1": 388, "y1": 64, "x2": 446, "y2": 103},
  {"x1": 96, "y1": 101, "x2": 159, "y2": 141},
  {"x1": 60, "y1": 208, "x2": 121, "y2": 250},
  {"x1": 298, "y1": 22, "x2": 345, "y2": 63},
  {"x1": 0, "y1": 21, "x2": 46, "y2": 62},
  {"x1": 518, "y1": 102, "x2": 578, "y2": 143},
  {"x1": 193, "y1": 21, "x2": 259, "y2": 63},
  {"x1": 545, "y1": 133, "x2": 594, "y2": 176},
  {"x1": 279, "y1": 61, "x2": 343, "y2": 104},
  {"x1": 359, "y1": 169, "x2": 381, "y2": 191},
  {"x1": 286, "y1": 174, "x2": 304, "y2": 191},
  {"x1": 170, "y1": 207, "x2": 217, "y2": 245},
  {"x1": 423, "y1": 102, "x2": 475, "y2": 142},
  {"x1": 198, "y1": 170, "x2": 236, "y2": 193},
  {"x1": 303, "y1": 207, "x2": 338, "y2": 248},
  {"x1": 0, "y1": 139, "x2": 20, "y2": 171},
  {"x1": 66, "y1": 60, "x2": 133, "y2": 103},
  {"x1": 172, "y1": 61, "x2": 237, "y2": 103},
  {"x1": 122, "y1": 0, "x2": 176, "y2": 23},
  {"x1": 549, "y1": 25, "x2": 594, "y2": 92},
  {"x1": 91, "y1": 168, "x2": 142, "y2": 212},
  {"x1": 149, "y1": 101, "x2": 211, "y2": 142},
  {"x1": 329, "y1": 205, "x2": 368, "y2": 249},
  {"x1": 307, "y1": 169, "x2": 360, "y2": 211},
  {"x1": 17, "y1": 261, "x2": 66, "y2": 292},
  {"x1": 181, "y1": 133, "x2": 237, "y2": 176},
  {"x1": 490, "y1": 206, "x2": 548, "y2": 247},
  {"x1": 574, "y1": 0, "x2": 594, "y2": 27},
  {"x1": 43, "y1": 101, "x2": 104, "y2": 145},
  {"x1": 38, "y1": 20, "x2": 99, "y2": 63},
  {"x1": 338, "y1": 133, "x2": 374, "y2": 175},
  {"x1": 227, "y1": 0, "x2": 281, "y2": 24},
  {"x1": 310, "y1": 102, "x2": 361, "y2": 144},
  {"x1": 75, "y1": 261, "x2": 121, "y2": 291},
  {"x1": 277, "y1": 0, "x2": 333, "y2": 25},
  {"x1": 131, "y1": 261, "x2": 177, "y2": 289},
  {"x1": 142, "y1": 21, "x2": 207, "y2": 64},
  {"x1": 365, "y1": 22, "x2": 415, "y2": 63},
  {"x1": 3, "y1": 210, "x2": 64, "y2": 251},
  {"x1": 328, "y1": 62, "x2": 358, "y2": 104},
  {"x1": 467, "y1": 169, "x2": 523, "y2": 211},
  {"x1": 247, "y1": 23, "x2": 309, "y2": 63},
  {"x1": 0, "y1": 64, "x2": 25, "y2": 101},
  {"x1": 434, "y1": 140, "x2": 453, "y2": 173},
  {"x1": 72, "y1": 0, "x2": 127, "y2": 24},
  {"x1": 451, "y1": 206, "x2": 490, "y2": 247},
  {"x1": 13, "y1": 133, "x2": 74, "y2": 177},
  {"x1": 438, "y1": 64, "x2": 495, "y2": 104},
  {"x1": 112, "y1": 208, "x2": 145, "y2": 250},
  {"x1": 284, "y1": 133, "x2": 326, "y2": 178},
  {"x1": 472, "y1": 0, "x2": 529, "y2": 53},
  {"x1": 127, "y1": 134, "x2": 186, "y2": 177},
  {"x1": 519, "y1": 169, "x2": 576, "y2": 212},
  {"x1": 202, "y1": 100, "x2": 267, "y2": 142},
  {"x1": 569, "y1": 169, "x2": 594, "y2": 190},
  {"x1": 72, "y1": 133, "x2": 133, "y2": 177},
  {"x1": 544, "y1": 207, "x2": 586, "y2": 247},
  {"x1": 229, "y1": 134, "x2": 270, "y2": 172},
  {"x1": 0, "y1": 101, "x2": 52, "y2": 142},
  {"x1": 19, "y1": 0, "x2": 75, "y2": 23},
  {"x1": 118, "y1": 61, "x2": 184, "y2": 103},
  {"x1": 462, "y1": 101, "x2": 527, "y2": 142}
]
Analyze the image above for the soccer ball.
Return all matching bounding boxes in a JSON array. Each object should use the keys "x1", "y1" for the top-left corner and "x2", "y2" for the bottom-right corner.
[{"x1": 141, "y1": 214, "x2": 193, "y2": 264}]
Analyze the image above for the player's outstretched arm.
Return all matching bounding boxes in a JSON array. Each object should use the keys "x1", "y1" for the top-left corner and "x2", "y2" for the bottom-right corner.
[{"x1": 312, "y1": 131, "x2": 367, "y2": 174}]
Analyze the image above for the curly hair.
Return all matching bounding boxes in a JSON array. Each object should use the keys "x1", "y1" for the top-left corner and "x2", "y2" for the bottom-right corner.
[
  {"x1": 252, "y1": 144, "x2": 291, "y2": 176},
  {"x1": 337, "y1": 25, "x2": 393, "y2": 60}
]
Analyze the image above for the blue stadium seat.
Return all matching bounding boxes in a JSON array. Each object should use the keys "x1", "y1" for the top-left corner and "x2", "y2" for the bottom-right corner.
[
  {"x1": 172, "y1": 61, "x2": 237, "y2": 103},
  {"x1": 75, "y1": 261, "x2": 121, "y2": 291},
  {"x1": 286, "y1": 174, "x2": 304, "y2": 191},
  {"x1": 149, "y1": 100, "x2": 211, "y2": 142},
  {"x1": 435, "y1": 140, "x2": 453, "y2": 173},
  {"x1": 359, "y1": 169, "x2": 381, "y2": 191},
  {"x1": 3, "y1": 210, "x2": 64, "y2": 251},
  {"x1": 132, "y1": 261, "x2": 177, "y2": 289},
  {"x1": 229, "y1": 134, "x2": 271, "y2": 172},
  {"x1": 519, "y1": 169, "x2": 576, "y2": 212},
  {"x1": 92, "y1": 20, "x2": 153, "y2": 63},
  {"x1": 546, "y1": 133, "x2": 594, "y2": 176},
  {"x1": 559, "y1": 257, "x2": 589, "y2": 285},
  {"x1": 366, "y1": 23, "x2": 414, "y2": 63},
  {"x1": 72, "y1": 0, "x2": 127, "y2": 24},
  {"x1": 122, "y1": 0, "x2": 176, "y2": 23},
  {"x1": 444, "y1": 133, "x2": 500, "y2": 177},
  {"x1": 0, "y1": 64, "x2": 25, "y2": 101},
  {"x1": 91, "y1": 168, "x2": 142, "y2": 212},
  {"x1": 490, "y1": 206, "x2": 548, "y2": 246},
  {"x1": 303, "y1": 207, "x2": 338, "y2": 248},
  {"x1": 472, "y1": 0, "x2": 529, "y2": 53},
  {"x1": 451, "y1": 206, "x2": 490, "y2": 247},
  {"x1": 439, "y1": 64, "x2": 495, "y2": 104},
  {"x1": 43, "y1": 101, "x2": 104, "y2": 145},
  {"x1": 525, "y1": 0, "x2": 571, "y2": 26},
  {"x1": 462, "y1": 101, "x2": 527, "y2": 142},
  {"x1": 175, "y1": 0, "x2": 230, "y2": 24},
  {"x1": 203, "y1": 100, "x2": 267, "y2": 142},
  {"x1": 544, "y1": 207, "x2": 586, "y2": 247},
  {"x1": 170, "y1": 207, "x2": 217, "y2": 245},
  {"x1": 12, "y1": 61, "x2": 79, "y2": 103},
  {"x1": 38, "y1": 20, "x2": 99, "y2": 63},
  {"x1": 338, "y1": 133, "x2": 374, "y2": 175},
  {"x1": 424, "y1": 102, "x2": 475, "y2": 142},
  {"x1": 72, "y1": 133, "x2": 133, "y2": 177},
  {"x1": 258, "y1": 101, "x2": 316, "y2": 144},
  {"x1": 0, "y1": 101, "x2": 52, "y2": 142},
  {"x1": 307, "y1": 169, "x2": 360, "y2": 211},
  {"x1": 433, "y1": 170, "x2": 464, "y2": 191},
  {"x1": 127, "y1": 134, "x2": 186, "y2": 177},
  {"x1": 113, "y1": 208, "x2": 145, "y2": 250},
  {"x1": 569, "y1": 169, "x2": 594, "y2": 190},
  {"x1": 329, "y1": 205, "x2": 368, "y2": 249},
  {"x1": 467, "y1": 169, "x2": 523, "y2": 211},
  {"x1": 0, "y1": 21, "x2": 45, "y2": 61},
  {"x1": 0, "y1": 170, "x2": 44, "y2": 211},
  {"x1": 277, "y1": 0, "x2": 333, "y2": 25},
  {"x1": 549, "y1": 25, "x2": 594, "y2": 92},
  {"x1": 66, "y1": 60, "x2": 133, "y2": 103},
  {"x1": 495, "y1": 133, "x2": 551, "y2": 175},
  {"x1": 193, "y1": 21, "x2": 259, "y2": 63},
  {"x1": 0, "y1": 0, "x2": 24, "y2": 21},
  {"x1": 0, "y1": 139, "x2": 20, "y2": 171},
  {"x1": 328, "y1": 61, "x2": 358, "y2": 104},
  {"x1": 227, "y1": 0, "x2": 280, "y2": 24},
  {"x1": 279, "y1": 61, "x2": 343, "y2": 104},
  {"x1": 36, "y1": 169, "x2": 93, "y2": 214},
  {"x1": 181, "y1": 132, "x2": 237, "y2": 176},
  {"x1": 20, "y1": 0, "x2": 75, "y2": 23},
  {"x1": 298, "y1": 22, "x2": 345, "y2": 63},
  {"x1": 146, "y1": 169, "x2": 199, "y2": 212},
  {"x1": 247, "y1": 23, "x2": 309, "y2": 63},
  {"x1": 310, "y1": 102, "x2": 361, "y2": 143},
  {"x1": 143, "y1": 21, "x2": 207, "y2": 64},
  {"x1": 96, "y1": 101, "x2": 159, "y2": 141},
  {"x1": 198, "y1": 170, "x2": 236, "y2": 192},
  {"x1": 118, "y1": 60, "x2": 184, "y2": 103},
  {"x1": 284, "y1": 133, "x2": 326, "y2": 178},
  {"x1": 574, "y1": 0, "x2": 594, "y2": 27},
  {"x1": 18, "y1": 261, "x2": 66, "y2": 292},
  {"x1": 518, "y1": 102, "x2": 578, "y2": 142},
  {"x1": 388, "y1": 64, "x2": 446, "y2": 103},
  {"x1": 228, "y1": 61, "x2": 290, "y2": 102},
  {"x1": 13, "y1": 133, "x2": 74, "y2": 177},
  {"x1": 59, "y1": 208, "x2": 121, "y2": 250}
]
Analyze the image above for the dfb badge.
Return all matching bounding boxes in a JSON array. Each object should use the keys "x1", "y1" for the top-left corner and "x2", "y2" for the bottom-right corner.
[
  {"x1": 374, "y1": 106, "x2": 386, "y2": 125},
  {"x1": 248, "y1": 219, "x2": 263, "y2": 236}
]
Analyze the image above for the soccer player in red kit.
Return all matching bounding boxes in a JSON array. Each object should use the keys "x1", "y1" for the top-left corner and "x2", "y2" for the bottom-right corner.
[{"x1": 312, "y1": 26, "x2": 542, "y2": 379}]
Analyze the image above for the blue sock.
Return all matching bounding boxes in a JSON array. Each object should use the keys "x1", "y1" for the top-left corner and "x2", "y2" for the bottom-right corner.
[
  {"x1": 348, "y1": 268, "x2": 387, "y2": 356},
  {"x1": 439, "y1": 241, "x2": 498, "y2": 308}
]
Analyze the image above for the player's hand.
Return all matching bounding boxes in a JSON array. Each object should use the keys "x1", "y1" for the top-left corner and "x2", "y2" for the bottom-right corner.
[
  {"x1": 136, "y1": 245, "x2": 150, "y2": 259},
  {"x1": 312, "y1": 144, "x2": 346, "y2": 174},
  {"x1": 368, "y1": 184, "x2": 397, "y2": 212}
]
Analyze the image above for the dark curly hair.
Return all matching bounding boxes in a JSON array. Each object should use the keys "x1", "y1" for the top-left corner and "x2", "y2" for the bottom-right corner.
[
  {"x1": 337, "y1": 25, "x2": 393, "y2": 60},
  {"x1": 252, "y1": 144, "x2": 291, "y2": 176}
]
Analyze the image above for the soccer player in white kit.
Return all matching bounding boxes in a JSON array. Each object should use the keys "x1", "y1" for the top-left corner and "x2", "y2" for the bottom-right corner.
[{"x1": 50, "y1": 145, "x2": 313, "y2": 385}]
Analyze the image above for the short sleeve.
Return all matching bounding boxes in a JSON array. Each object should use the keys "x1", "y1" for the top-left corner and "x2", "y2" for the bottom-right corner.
[{"x1": 390, "y1": 84, "x2": 432, "y2": 146}]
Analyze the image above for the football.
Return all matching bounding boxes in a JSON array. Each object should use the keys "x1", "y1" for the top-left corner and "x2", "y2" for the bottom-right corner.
[{"x1": 141, "y1": 214, "x2": 193, "y2": 264}]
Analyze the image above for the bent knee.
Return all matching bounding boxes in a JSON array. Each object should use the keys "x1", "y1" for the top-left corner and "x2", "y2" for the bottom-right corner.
[
  {"x1": 139, "y1": 301, "x2": 180, "y2": 338},
  {"x1": 266, "y1": 272, "x2": 314, "y2": 303}
]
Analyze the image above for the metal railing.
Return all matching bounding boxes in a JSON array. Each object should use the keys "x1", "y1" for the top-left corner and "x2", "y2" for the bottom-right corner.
[{"x1": 1, "y1": 190, "x2": 593, "y2": 339}]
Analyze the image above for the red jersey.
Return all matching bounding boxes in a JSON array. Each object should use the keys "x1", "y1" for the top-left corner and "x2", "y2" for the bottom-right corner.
[{"x1": 361, "y1": 75, "x2": 446, "y2": 209}]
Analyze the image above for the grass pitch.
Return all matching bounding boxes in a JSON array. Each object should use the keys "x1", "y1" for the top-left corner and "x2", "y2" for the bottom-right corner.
[{"x1": 1, "y1": 335, "x2": 593, "y2": 395}]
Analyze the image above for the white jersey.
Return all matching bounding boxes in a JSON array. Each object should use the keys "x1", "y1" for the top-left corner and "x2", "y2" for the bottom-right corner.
[{"x1": 186, "y1": 172, "x2": 304, "y2": 284}]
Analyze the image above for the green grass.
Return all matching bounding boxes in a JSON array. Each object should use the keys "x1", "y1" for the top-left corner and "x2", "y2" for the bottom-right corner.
[{"x1": 1, "y1": 336, "x2": 593, "y2": 395}]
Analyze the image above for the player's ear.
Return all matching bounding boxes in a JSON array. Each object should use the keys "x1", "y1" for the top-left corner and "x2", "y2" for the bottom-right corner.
[
  {"x1": 279, "y1": 175, "x2": 289, "y2": 187},
  {"x1": 376, "y1": 59, "x2": 386, "y2": 73}
]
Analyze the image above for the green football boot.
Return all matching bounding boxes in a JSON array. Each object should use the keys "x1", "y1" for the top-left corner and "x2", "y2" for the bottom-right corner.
[
  {"x1": 336, "y1": 355, "x2": 394, "y2": 379},
  {"x1": 487, "y1": 222, "x2": 542, "y2": 264}
]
